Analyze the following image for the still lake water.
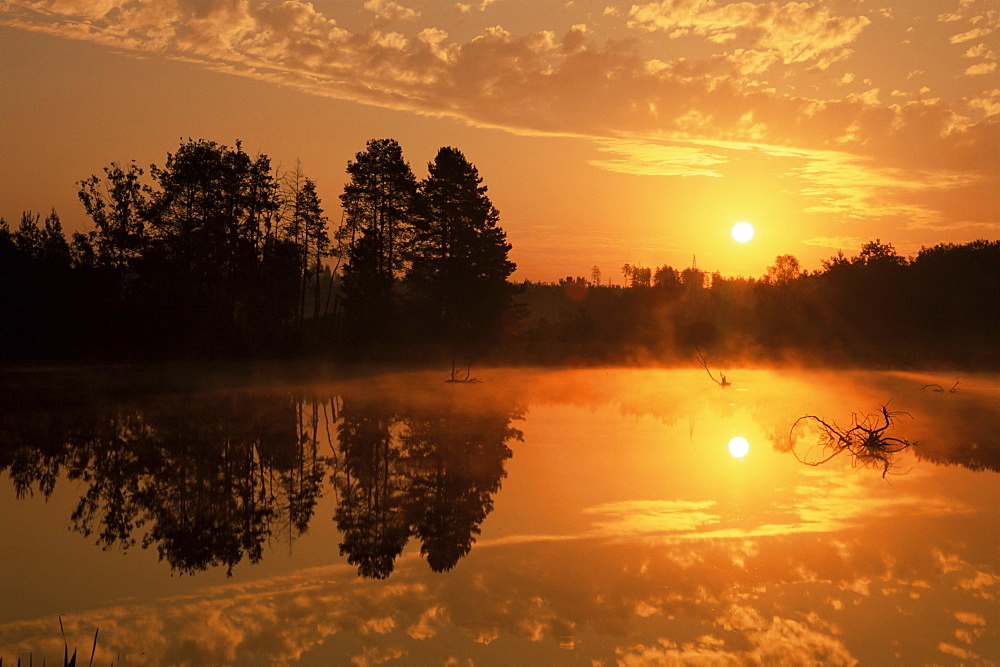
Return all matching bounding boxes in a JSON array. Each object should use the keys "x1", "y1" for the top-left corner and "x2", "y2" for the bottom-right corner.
[{"x1": 1, "y1": 365, "x2": 999, "y2": 665}]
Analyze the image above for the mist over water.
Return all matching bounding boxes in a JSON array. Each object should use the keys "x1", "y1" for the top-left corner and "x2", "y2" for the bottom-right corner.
[{"x1": 1, "y1": 364, "x2": 998, "y2": 664}]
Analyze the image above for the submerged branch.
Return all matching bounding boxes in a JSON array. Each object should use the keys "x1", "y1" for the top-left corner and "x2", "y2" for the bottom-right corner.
[
  {"x1": 694, "y1": 345, "x2": 731, "y2": 387},
  {"x1": 789, "y1": 403, "x2": 916, "y2": 478},
  {"x1": 446, "y1": 359, "x2": 481, "y2": 383},
  {"x1": 919, "y1": 379, "x2": 959, "y2": 393}
]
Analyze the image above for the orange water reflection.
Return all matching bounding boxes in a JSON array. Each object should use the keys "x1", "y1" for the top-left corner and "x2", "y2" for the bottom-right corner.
[{"x1": 1, "y1": 367, "x2": 998, "y2": 664}]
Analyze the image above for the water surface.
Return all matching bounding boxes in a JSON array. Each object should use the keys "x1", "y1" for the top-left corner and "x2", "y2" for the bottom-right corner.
[{"x1": 1, "y1": 366, "x2": 998, "y2": 664}]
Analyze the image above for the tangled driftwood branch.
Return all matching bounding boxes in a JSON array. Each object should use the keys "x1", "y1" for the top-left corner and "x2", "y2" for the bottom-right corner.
[{"x1": 789, "y1": 403, "x2": 916, "y2": 478}]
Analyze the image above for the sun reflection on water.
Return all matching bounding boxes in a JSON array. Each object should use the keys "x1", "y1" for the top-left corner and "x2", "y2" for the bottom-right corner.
[{"x1": 728, "y1": 436, "x2": 750, "y2": 458}]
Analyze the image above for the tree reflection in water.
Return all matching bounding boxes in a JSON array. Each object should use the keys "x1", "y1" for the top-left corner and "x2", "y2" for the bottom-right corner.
[
  {"x1": 333, "y1": 395, "x2": 520, "y2": 578},
  {"x1": 0, "y1": 384, "x2": 521, "y2": 578}
]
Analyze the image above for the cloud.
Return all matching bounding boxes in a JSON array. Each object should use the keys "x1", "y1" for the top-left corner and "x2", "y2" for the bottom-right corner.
[
  {"x1": 938, "y1": 642, "x2": 980, "y2": 661},
  {"x1": 790, "y1": 153, "x2": 946, "y2": 224},
  {"x1": 969, "y1": 89, "x2": 1000, "y2": 116},
  {"x1": 1, "y1": 0, "x2": 988, "y2": 163},
  {"x1": 616, "y1": 604, "x2": 856, "y2": 665},
  {"x1": 364, "y1": 0, "x2": 419, "y2": 21},
  {"x1": 782, "y1": 141, "x2": 997, "y2": 230},
  {"x1": 963, "y1": 42, "x2": 996, "y2": 58},
  {"x1": 351, "y1": 645, "x2": 408, "y2": 666},
  {"x1": 966, "y1": 62, "x2": 998, "y2": 75},
  {"x1": 950, "y1": 27, "x2": 992, "y2": 43},
  {"x1": 627, "y1": 0, "x2": 870, "y2": 65},
  {"x1": 583, "y1": 499, "x2": 720, "y2": 535},
  {"x1": 955, "y1": 611, "x2": 986, "y2": 627},
  {"x1": 455, "y1": 0, "x2": 496, "y2": 12},
  {"x1": 802, "y1": 236, "x2": 864, "y2": 250},
  {"x1": 406, "y1": 604, "x2": 447, "y2": 639},
  {"x1": 588, "y1": 138, "x2": 727, "y2": 177}
]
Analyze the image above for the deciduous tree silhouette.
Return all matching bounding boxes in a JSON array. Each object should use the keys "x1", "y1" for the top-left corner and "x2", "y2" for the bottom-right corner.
[
  {"x1": 765, "y1": 254, "x2": 801, "y2": 284},
  {"x1": 77, "y1": 161, "x2": 151, "y2": 273}
]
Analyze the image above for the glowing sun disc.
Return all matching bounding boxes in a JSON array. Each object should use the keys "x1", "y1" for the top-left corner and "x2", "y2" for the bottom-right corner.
[
  {"x1": 732, "y1": 221, "x2": 754, "y2": 243},
  {"x1": 728, "y1": 436, "x2": 750, "y2": 458}
]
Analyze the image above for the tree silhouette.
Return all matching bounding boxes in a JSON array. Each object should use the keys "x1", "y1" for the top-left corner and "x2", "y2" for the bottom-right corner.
[
  {"x1": 77, "y1": 161, "x2": 151, "y2": 273},
  {"x1": 622, "y1": 264, "x2": 651, "y2": 288},
  {"x1": 408, "y1": 146, "x2": 516, "y2": 357},
  {"x1": 0, "y1": 211, "x2": 75, "y2": 356},
  {"x1": 338, "y1": 138, "x2": 417, "y2": 343},
  {"x1": 6, "y1": 129, "x2": 1000, "y2": 368},
  {"x1": 281, "y1": 167, "x2": 330, "y2": 325},
  {"x1": 147, "y1": 139, "x2": 283, "y2": 350},
  {"x1": 653, "y1": 265, "x2": 681, "y2": 293},
  {"x1": 765, "y1": 254, "x2": 801, "y2": 284}
]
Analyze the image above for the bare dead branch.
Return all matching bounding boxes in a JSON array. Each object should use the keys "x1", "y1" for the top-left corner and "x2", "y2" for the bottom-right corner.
[
  {"x1": 446, "y1": 360, "x2": 481, "y2": 383},
  {"x1": 694, "y1": 345, "x2": 731, "y2": 387}
]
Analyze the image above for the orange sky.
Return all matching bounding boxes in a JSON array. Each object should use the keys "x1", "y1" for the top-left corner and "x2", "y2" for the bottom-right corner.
[{"x1": 1, "y1": 0, "x2": 997, "y2": 282}]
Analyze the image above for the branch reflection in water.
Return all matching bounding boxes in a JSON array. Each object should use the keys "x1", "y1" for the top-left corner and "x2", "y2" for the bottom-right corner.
[{"x1": 0, "y1": 380, "x2": 522, "y2": 578}]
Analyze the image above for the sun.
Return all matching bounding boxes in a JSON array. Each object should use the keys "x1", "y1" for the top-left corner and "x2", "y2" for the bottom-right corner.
[
  {"x1": 732, "y1": 221, "x2": 754, "y2": 243},
  {"x1": 728, "y1": 436, "x2": 750, "y2": 458}
]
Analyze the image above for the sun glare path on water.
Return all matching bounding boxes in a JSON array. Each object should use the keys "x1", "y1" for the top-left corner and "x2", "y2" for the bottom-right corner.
[
  {"x1": 728, "y1": 436, "x2": 750, "y2": 458},
  {"x1": 732, "y1": 221, "x2": 754, "y2": 243}
]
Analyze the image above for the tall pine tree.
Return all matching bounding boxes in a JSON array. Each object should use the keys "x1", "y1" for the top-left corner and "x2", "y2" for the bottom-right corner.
[
  {"x1": 337, "y1": 139, "x2": 417, "y2": 342},
  {"x1": 408, "y1": 147, "x2": 516, "y2": 358}
]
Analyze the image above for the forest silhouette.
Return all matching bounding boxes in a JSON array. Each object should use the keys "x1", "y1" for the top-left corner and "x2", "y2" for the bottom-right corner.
[{"x1": 1, "y1": 137, "x2": 998, "y2": 368}]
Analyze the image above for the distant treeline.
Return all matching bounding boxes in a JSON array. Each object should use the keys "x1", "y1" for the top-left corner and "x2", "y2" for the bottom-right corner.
[
  {"x1": 515, "y1": 240, "x2": 1000, "y2": 368},
  {"x1": 2, "y1": 137, "x2": 997, "y2": 368}
]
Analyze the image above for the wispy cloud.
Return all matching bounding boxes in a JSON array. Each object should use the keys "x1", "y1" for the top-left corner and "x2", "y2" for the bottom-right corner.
[
  {"x1": 588, "y1": 138, "x2": 727, "y2": 177},
  {"x1": 455, "y1": 0, "x2": 496, "y2": 13},
  {"x1": 966, "y1": 62, "x2": 997, "y2": 76},
  {"x1": 802, "y1": 236, "x2": 864, "y2": 251}
]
